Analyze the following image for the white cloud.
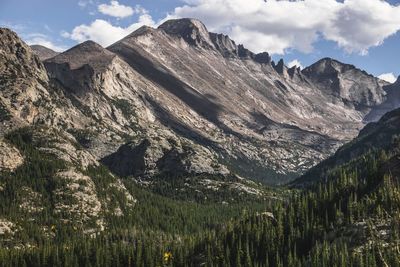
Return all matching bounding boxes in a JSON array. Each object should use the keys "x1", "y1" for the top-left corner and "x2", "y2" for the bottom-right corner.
[
  {"x1": 378, "y1": 73, "x2": 397, "y2": 83},
  {"x1": 0, "y1": 21, "x2": 26, "y2": 32},
  {"x1": 98, "y1": 1, "x2": 134, "y2": 18},
  {"x1": 63, "y1": 13, "x2": 155, "y2": 47},
  {"x1": 324, "y1": 0, "x2": 400, "y2": 55},
  {"x1": 25, "y1": 33, "x2": 66, "y2": 52},
  {"x1": 78, "y1": 0, "x2": 94, "y2": 8},
  {"x1": 167, "y1": 0, "x2": 400, "y2": 55},
  {"x1": 287, "y1": 59, "x2": 303, "y2": 69}
]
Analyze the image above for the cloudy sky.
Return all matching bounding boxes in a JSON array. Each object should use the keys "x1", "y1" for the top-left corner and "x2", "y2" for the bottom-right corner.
[{"x1": 1, "y1": 0, "x2": 400, "y2": 82}]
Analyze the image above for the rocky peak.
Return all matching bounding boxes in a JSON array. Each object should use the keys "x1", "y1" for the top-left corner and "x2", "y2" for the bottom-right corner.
[
  {"x1": 209, "y1": 32, "x2": 271, "y2": 63},
  {"x1": 272, "y1": 59, "x2": 289, "y2": 77},
  {"x1": 302, "y1": 58, "x2": 356, "y2": 77},
  {"x1": 272, "y1": 59, "x2": 305, "y2": 81},
  {"x1": 287, "y1": 66, "x2": 307, "y2": 83},
  {"x1": 288, "y1": 66, "x2": 301, "y2": 76},
  {"x1": 0, "y1": 28, "x2": 51, "y2": 125},
  {"x1": 45, "y1": 40, "x2": 115, "y2": 70},
  {"x1": 30, "y1": 45, "x2": 59, "y2": 61},
  {"x1": 44, "y1": 40, "x2": 117, "y2": 94},
  {"x1": 302, "y1": 57, "x2": 386, "y2": 108},
  {"x1": 237, "y1": 44, "x2": 254, "y2": 59},
  {"x1": 209, "y1": 32, "x2": 238, "y2": 57},
  {"x1": 158, "y1": 18, "x2": 215, "y2": 49}
]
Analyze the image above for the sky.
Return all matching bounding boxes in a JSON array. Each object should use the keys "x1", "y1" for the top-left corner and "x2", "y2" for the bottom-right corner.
[{"x1": 1, "y1": 0, "x2": 400, "y2": 83}]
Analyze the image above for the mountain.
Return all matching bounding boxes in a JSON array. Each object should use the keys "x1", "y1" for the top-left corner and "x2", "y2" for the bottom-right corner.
[
  {"x1": 0, "y1": 19, "x2": 399, "y2": 216},
  {"x1": 364, "y1": 76, "x2": 400, "y2": 121},
  {"x1": 302, "y1": 58, "x2": 388, "y2": 109},
  {"x1": 0, "y1": 26, "x2": 267, "y2": 236},
  {"x1": 107, "y1": 18, "x2": 398, "y2": 182},
  {"x1": 30, "y1": 45, "x2": 59, "y2": 61},
  {"x1": 0, "y1": 28, "x2": 137, "y2": 233}
]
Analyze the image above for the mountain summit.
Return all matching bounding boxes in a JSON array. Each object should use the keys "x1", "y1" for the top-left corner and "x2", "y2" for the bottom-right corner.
[
  {"x1": 302, "y1": 58, "x2": 387, "y2": 108},
  {"x1": 158, "y1": 18, "x2": 215, "y2": 48},
  {"x1": 30, "y1": 45, "x2": 59, "y2": 61}
]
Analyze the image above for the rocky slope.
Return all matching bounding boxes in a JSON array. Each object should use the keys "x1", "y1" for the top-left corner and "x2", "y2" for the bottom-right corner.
[
  {"x1": 0, "y1": 28, "x2": 50, "y2": 129},
  {"x1": 364, "y1": 76, "x2": 400, "y2": 121},
  {"x1": 293, "y1": 106, "x2": 400, "y2": 185}
]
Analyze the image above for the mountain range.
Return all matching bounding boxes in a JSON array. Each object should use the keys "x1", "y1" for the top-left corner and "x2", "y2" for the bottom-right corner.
[
  {"x1": 0, "y1": 18, "x2": 400, "y2": 265},
  {"x1": 4, "y1": 19, "x2": 399, "y2": 185}
]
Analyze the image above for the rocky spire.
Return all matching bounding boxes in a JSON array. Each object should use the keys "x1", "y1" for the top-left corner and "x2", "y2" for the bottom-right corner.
[
  {"x1": 272, "y1": 59, "x2": 289, "y2": 76},
  {"x1": 44, "y1": 40, "x2": 117, "y2": 94},
  {"x1": 254, "y1": 52, "x2": 271, "y2": 64}
]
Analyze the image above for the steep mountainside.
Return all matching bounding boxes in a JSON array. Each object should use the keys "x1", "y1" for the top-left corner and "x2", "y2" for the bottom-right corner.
[
  {"x1": 0, "y1": 28, "x2": 50, "y2": 129},
  {"x1": 107, "y1": 18, "x2": 398, "y2": 182},
  {"x1": 30, "y1": 45, "x2": 59, "y2": 61},
  {"x1": 0, "y1": 29, "x2": 139, "y2": 234},
  {"x1": 0, "y1": 26, "x2": 266, "y2": 239},
  {"x1": 293, "y1": 106, "x2": 400, "y2": 185},
  {"x1": 365, "y1": 76, "x2": 400, "y2": 121},
  {"x1": 44, "y1": 38, "x2": 231, "y2": 179}
]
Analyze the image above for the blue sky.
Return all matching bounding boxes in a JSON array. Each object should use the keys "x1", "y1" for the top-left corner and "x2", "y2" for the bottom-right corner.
[{"x1": 1, "y1": 0, "x2": 399, "y2": 82}]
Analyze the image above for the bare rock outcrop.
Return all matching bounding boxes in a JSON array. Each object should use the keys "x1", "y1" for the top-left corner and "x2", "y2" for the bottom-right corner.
[
  {"x1": 54, "y1": 169, "x2": 103, "y2": 225},
  {"x1": 0, "y1": 139, "x2": 23, "y2": 171},
  {"x1": 0, "y1": 219, "x2": 17, "y2": 236},
  {"x1": 101, "y1": 136, "x2": 229, "y2": 178}
]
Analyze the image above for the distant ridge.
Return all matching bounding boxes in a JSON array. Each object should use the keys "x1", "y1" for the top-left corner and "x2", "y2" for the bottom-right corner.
[{"x1": 30, "y1": 44, "x2": 59, "y2": 61}]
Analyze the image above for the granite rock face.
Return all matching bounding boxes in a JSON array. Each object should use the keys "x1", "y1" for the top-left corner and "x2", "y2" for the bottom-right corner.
[
  {"x1": 0, "y1": 29, "x2": 138, "y2": 233},
  {"x1": 0, "y1": 28, "x2": 50, "y2": 126}
]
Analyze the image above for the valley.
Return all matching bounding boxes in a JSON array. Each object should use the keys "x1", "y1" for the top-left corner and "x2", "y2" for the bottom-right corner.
[{"x1": 0, "y1": 18, "x2": 399, "y2": 266}]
